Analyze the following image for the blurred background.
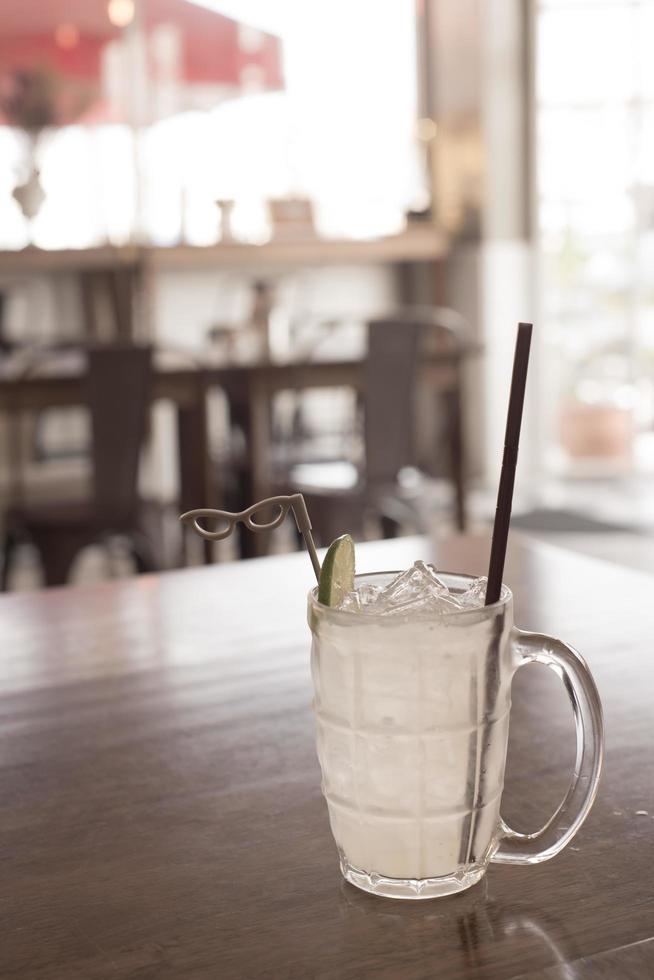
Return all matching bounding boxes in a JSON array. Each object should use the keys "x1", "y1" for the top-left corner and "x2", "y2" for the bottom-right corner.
[{"x1": 1, "y1": 0, "x2": 654, "y2": 589}]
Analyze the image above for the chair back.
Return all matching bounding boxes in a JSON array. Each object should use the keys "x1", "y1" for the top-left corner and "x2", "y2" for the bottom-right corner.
[
  {"x1": 364, "y1": 308, "x2": 467, "y2": 488},
  {"x1": 84, "y1": 345, "x2": 153, "y2": 528}
]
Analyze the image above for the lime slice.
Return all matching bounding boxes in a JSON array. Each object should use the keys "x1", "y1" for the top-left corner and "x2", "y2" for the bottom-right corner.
[{"x1": 318, "y1": 534, "x2": 355, "y2": 607}]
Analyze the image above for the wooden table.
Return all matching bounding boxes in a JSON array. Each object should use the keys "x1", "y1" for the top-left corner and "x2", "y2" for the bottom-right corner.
[
  {"x1": 206, "y1": 351, "x2": 467, "y2": 503},
  {"x1": 0, "y1": 350, "x2": 471, "y2": 557},
  {"x1": 0, "y1": 355, "x2": 211, "y2": 530},
  {"x1": 1, "y1": 534, "x2": 652, "y2": 979}
]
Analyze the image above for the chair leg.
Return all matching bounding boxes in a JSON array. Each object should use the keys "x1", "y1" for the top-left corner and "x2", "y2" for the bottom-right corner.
[
  {"x1": 380, "y1": 515, "x2": 399, "y2": 539},
  {"x1": 447, "y1": 382, "x2": 466, "y2": 532},
  {"x1": 1, "y1": 530, "x2": 18, "y2": 591},
  {"x1": 37, "y1": 535, "x2": 82, "y2": 587},
  {"x1": 128, "y1": 532, "x2": 157, "y2": 574}
]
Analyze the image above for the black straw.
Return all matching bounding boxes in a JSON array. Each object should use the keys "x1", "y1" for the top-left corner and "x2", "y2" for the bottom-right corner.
[{"x1": 485, "y1": 322, "x2": 533, "y2": 605}]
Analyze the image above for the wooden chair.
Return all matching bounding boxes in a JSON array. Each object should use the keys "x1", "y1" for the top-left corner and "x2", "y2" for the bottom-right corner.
[
  {"x1": 276, "y1": 308, "x2": 469, "y2": 546},
  {"x1": 1, "y1": 345, "x2": 157, "y2": 588}
]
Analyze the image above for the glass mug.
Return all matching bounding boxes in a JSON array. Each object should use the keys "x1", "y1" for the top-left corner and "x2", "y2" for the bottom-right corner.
[{"x1": 308, "y1": 571, "x2": 604, "y2": 900}]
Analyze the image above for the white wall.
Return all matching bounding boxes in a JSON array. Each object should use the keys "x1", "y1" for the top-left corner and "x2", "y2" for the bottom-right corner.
[{"x1": 152, "y1": 264, "x2": 397, "y2": 354}]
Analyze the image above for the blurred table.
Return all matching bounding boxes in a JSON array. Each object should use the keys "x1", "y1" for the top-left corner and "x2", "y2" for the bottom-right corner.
[
  {"x1": 0, "y1": 347, "x2": 474, "y2": 559},
  {"x1": 0, "y1": 534, "x2": 652, "y2": 979},
  {"x1": 206, "y1": 349, "x2": 469, "y2": 502},
  {"x1": 0, "y1": 351, "x2": 211, "y2": 523}
]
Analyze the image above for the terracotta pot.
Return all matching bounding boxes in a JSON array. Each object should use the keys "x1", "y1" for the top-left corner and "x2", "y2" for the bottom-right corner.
[{"x1": 559, "y1": 398, "x2": 633, "y2": 459}]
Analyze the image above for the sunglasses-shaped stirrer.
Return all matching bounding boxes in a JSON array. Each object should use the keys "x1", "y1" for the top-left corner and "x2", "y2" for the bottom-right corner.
[{"x1": 180, "y1": 493, "x2": 321, "y2": 582}]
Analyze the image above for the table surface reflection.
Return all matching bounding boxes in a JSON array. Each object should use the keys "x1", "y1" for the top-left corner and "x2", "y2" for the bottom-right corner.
[{"x1": 1, "y1": 534, "x2": 652, "y2": 979}]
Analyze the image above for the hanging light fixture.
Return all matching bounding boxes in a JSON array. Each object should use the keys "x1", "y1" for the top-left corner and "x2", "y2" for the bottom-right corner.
[{"x1": 107, "y1": 0, "x2": 135, "y2": 29}]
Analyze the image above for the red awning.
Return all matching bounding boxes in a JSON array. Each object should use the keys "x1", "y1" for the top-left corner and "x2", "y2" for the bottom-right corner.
[{"x1": 0, "y1": 0, "x2": 284, "y2": 126}]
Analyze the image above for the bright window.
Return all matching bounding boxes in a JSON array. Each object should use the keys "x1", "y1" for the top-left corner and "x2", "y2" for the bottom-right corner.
[
  {"x1": 537, "y1": 0, "x2": 654, "y2": 475},
  {"x1": 0, "y1": 0, "x2": 421, "y2": 248}
]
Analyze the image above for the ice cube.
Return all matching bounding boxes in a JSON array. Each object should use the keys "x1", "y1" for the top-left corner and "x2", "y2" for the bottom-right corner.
[
  {"x1": 379, "y1": 561, "x2": 448, "y2": 604},
  {"x1": 338, "y1": 562, "x2": 481, "y2": 616},
  {"x1": 338, "y1": 562, "x2": 457, "y2": 616},
  {"x1": 454, "y1": 576, "x2": 488, "y2": 608},
  {"x1": 339, "y1": 592, "x2": 361, "y2": 612},
  {"x1": 359, "y1": 583, "x2": 385, "y2": 606},
  {"x1": 374, "y1": 561, "x2": 459, "y2": 614},
  {"x1": 378, "y1": 591, "x2": 460, "y2": 616},
  {"x1": 340, "y1": 583, "x2": 383, "y2": 611}
]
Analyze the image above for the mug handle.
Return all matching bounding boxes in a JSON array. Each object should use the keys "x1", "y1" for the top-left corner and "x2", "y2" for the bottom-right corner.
[{"x1": 492, "y1": 628, "x2": 604, "y2": 865}]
